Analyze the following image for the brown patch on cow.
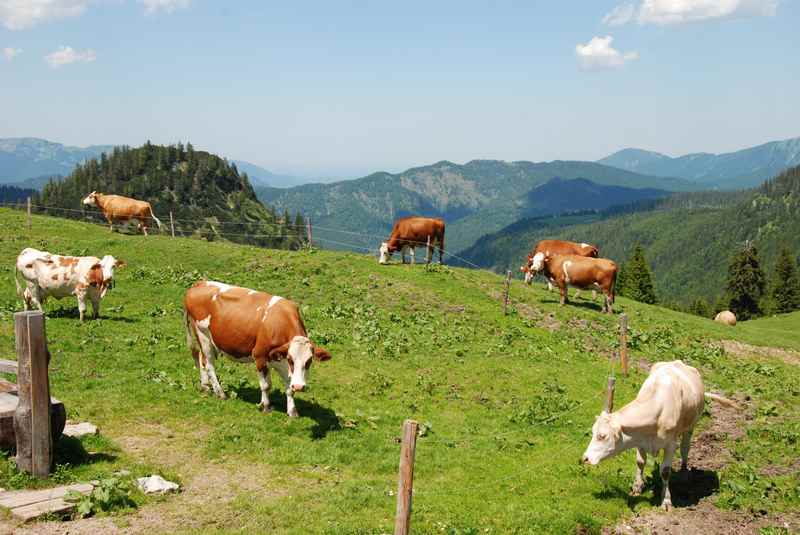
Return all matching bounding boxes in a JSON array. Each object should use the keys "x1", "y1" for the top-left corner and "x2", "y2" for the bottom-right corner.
[
  {"x1": 87, "y1": 263, "x2": 104, "y2": 287},
  {"x1": 57, "y1": 256, "x2": 79, "y2": 268},
  {"x1": 717, "y1": 340, "x2": 800, "y2": 367},
  {"x1": 51, "y1": 274, "x2": 59, "y2": 281}
]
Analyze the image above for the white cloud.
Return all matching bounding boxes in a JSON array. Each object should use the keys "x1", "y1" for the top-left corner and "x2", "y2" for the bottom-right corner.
[
  {"x1": 575, "y1": 36, "x2": 639, "y2": 71},
  {"x1": 0, "y1": 0, "x2": 90, "y2": 31},
  {"x1": 603, "y1": 0, "x2": 779, "y2": 26},
  {"x1": 603, "y1": 3, "x2": 636, "y2": 26},
  {"x1": 44, "y1": 45, "x2": 96, "y2": 68},
  {"x1": 3, "y1": 47, "x2": 22, "y2": 61},
  {"x1": 139, "y1": 0, "x2": 190, "y2": 15}
]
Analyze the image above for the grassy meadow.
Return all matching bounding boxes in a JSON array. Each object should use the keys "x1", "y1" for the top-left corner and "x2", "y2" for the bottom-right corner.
[{"x1": 0, "y1": 207, "x2": 798, "y2": 534}]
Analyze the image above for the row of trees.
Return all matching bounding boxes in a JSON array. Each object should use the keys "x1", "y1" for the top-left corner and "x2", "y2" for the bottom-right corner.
[{"x1": 619, "y1": 241, "x2": 800, "y2": 320}]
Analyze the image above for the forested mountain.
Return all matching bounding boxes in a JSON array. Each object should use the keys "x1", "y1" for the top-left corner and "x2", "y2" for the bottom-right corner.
[
  {"x1": 0, "y1": 184, "x2": 36, "y2": 204},
  {"x1": 257, "y1": 159, "x2": 695, "y2": 253},
  {"x1": 460, "y1": 165, "x2": 800, "y2": 307},
  {"x1": 599, "y1": 136, "x2": 800, "y2": 189},
  {"x1": 36, "y1": 142, "x2": 306, "y2": 249},
  {"x1": 0, "y1": 138, "x2": 112, "y2": 184}
]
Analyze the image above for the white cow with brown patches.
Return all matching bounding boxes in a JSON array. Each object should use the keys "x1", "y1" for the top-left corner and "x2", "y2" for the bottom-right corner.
[
  {"x1": 581, "y1": 360, "x2": 737, "y2": 510},
  {"x1": 14, "y1": 248, "x2": 124, "y2": 321}
]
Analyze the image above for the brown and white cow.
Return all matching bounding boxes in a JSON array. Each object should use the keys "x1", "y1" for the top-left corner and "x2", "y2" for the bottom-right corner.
[
  {"x1": 82, "y1": 191, "x2": 162, "y2": 236},
  {"x1": 582, "y1": 360, "x2": 736, "y2": 510},
  {"x1": 520, "y1": 239, "x2": 599, "y2": 287},
  {"x1": 184, "y1": 280, "x2": 332, "y2": 417},
  {"x1": 15, "y1": 248, "x2": 124, "y2": 321},
  {"x1": 539, "y1": 253, "x2": 617, "y2": 313},
  {"x1": 379, "y1": 216, "x2": 445, "y2": 265}
]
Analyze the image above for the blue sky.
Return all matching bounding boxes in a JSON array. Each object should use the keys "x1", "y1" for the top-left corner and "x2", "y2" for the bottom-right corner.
[{"x1": 1, "y1": 0, "x2": 798, "y2": 179}]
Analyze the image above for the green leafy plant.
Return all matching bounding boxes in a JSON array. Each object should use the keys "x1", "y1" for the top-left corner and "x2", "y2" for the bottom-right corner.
[{"x1": 66, "y1": 477, "x2": 137, "y2": 518}]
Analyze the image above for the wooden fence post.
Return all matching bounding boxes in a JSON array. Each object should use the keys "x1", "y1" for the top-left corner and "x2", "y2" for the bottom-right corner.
[
  {"x1": 13, "y1": 311, "x2": 52, "y2": 478},
  {"x1": 26, "y1": 197, "x2": 31, "y2": 231},
  {"x1": 619, "y1": 314, "x2": 628, "y2": 376},
  {"x1": 169, "y1": 211, "x2": 175, "y2": 238},
  {"x1": 604, "y1": 374, "x2": 616, "y2": 413},
  {"x1": 503, "y1": 270, "x2": 512, "y2": 315},
  {"x1": 394, "y1": 419, "x2": 418, "y2": 535},
  {"x1": 306, "y1": 217, "x2": 313, "y2": 248}
]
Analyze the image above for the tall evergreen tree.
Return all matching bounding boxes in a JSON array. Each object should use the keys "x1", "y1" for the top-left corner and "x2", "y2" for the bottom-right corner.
[
  {"x1": 620, "y1": 245, "x2": 657, "y2": 304},
  {"x1": 771, "y1": 246, "x2": 800, "y2": 314},
  {"x1": 726, "y1": 241, "x2": 766, "y2": 320},
  {"x1": 688, "y1": 297, "x2": 711, "y2": 318}
]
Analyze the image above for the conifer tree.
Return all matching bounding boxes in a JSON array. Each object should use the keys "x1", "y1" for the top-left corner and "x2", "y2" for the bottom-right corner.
[
  {"x1": 620, "y1": 245, "x2": 657, "y2": 304},
  {"x1": 688, "y1": 297, "x2": 711, "y2": 318},
  {"x1": 726, "y1": 241, "x2": 766, "y2": 320},
  {"x1": 771, "y1": 246, "x2": 800, "y2": 314}
]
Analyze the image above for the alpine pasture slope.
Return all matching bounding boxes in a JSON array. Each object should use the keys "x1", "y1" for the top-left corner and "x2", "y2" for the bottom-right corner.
[{"x1": 0, "y1": 208, "x2": 798, "y2": 534}]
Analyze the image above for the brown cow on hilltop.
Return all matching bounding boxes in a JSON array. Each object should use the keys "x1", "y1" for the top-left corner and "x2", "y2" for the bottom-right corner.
[
  {"x1": 82, "y1": 191, "x2": 162, "y2": 236},
  {"x1": 541, "y1": 253, "x2": 617, "y2": 314},
  {"x1": 184, "y1": 280, "x2": 332, "y2": 417},
  {"x1": 379, "y1": 216, "x2": 445, "y2": 265}
]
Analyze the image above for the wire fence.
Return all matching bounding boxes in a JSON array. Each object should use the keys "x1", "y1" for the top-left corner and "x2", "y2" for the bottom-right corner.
[{"x1": 0, "y1": 201, "x2": 486, "y2": 269}]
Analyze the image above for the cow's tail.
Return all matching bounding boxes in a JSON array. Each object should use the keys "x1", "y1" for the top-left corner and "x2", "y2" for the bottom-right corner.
[
  {"x1": 704, "y1": 392, "x2": 739, "y2": 408},
  {"x1": 149, "y1": 207, "x2": 163, "y2": 230}
]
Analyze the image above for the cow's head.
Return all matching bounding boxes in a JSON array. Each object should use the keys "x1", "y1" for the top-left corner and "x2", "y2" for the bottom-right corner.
[
  {"x1": 82, "y1": 191, "x2": 100, "y2": 206},
  {"x1": 379, "y1": 242, "x2": 391, "y2": 264},
  {"x1": 90, "y1": 255, "x2": 124, "y2": 297},
  {"x1": 269, "y1": 335, "x2": 332, "y2": 392},
  {"x1": 581, "y1": 411, "x2": 624, "y2": 465}
]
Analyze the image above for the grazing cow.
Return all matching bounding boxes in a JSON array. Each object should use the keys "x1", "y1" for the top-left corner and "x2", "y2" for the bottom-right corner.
[
  {"x1": 379, "y1": 217, "x2": 445, "y2": 265},
  {"x1": 714, "y1": 310, "x2": 737, "y2": 326},
  {"x1": 82, "y1": 191, "x2": 162, "y2": 236},
  {"x1": 520, "y1": 239, "x2": 599, "y2": 287},
  {"x1": 183, "y1": 280, "x2": 332, "y2": 417},
  {"x1": 537, "y1": 253, "x2": 617, "y2": 314},
  {"x1": 582, "y1": 360, "x2": 737, "y2": 510},
  {"x1": 14, "y1": 248, "x2": 124, "y2": 321}
]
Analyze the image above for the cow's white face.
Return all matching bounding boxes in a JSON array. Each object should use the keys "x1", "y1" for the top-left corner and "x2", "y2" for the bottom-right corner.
[
  {"x1": 581, "y1": 412, "x2": 623, "y2": 465},
  {"x1": 97, "y1": 255, "x2": 123, "y2": 297},
  {"x1": 530, "y1": 252, "x2": 545, "y2": 272},
  {"x1": 287, "y1": 336, "x2": 314, "y2": 392},
  {"x1": 379, "y1": 242, "x2": 391, "y2": 264},
  {"x1": 82, "y1": 192, "x2": 98, "y2": 206},
  {"x1": 522, "y1": 266, "x2": 533, "y2": 285}
]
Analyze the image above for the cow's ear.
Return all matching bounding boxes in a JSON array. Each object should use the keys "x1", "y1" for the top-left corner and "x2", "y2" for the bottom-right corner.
[
  {"x1": 268, "y1": 342, "x2": 291, "y2": 361},
  {"x1": 115, "y1": 259, "x2": 126, "y2": 268},
  {"x1": 313, "y1": 346, "x2": 332, "y2": 362}
]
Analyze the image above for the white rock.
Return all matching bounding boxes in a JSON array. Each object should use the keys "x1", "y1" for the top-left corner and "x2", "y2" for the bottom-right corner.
[
  {"x1": 136, "y1": 475, "x2": 179, "y2": 495},
  {"x1": 63, "y1": 422, "x2": 98, "y2": 438}
]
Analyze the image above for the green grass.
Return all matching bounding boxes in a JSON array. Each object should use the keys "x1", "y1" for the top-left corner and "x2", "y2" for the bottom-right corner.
[
  {"x1": 737, "y1": 311, "x2": 800, "y2": 351},
  {"x1": 0, "y1": 208, "x2": 798, "y2": 533}
]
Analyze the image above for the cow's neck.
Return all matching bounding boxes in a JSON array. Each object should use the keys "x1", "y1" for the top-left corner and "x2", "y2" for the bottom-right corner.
[
  {"x1": 611, "y1": 399, "x2": 662, "y2": 450},
  {"x1": 94, "y1": 194, "x2": 109, "y2": 210}
]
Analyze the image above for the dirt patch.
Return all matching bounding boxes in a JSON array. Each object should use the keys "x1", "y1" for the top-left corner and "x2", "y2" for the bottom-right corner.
[
  {"x1": 760, "y1": 458, "x2": 800, "y2": 477},
  {"x1": 690, "y1": 393, "x2": 752, "y2": 471},
  {"x1": 719, "y1": 340, "x2": 800, "y2": 367},
  {"x1": 537, "y1": 313, "x2": 562, "y2": 332},
  {"x1": 607, "y1": 499, "x2": 800, "y2": 534}
]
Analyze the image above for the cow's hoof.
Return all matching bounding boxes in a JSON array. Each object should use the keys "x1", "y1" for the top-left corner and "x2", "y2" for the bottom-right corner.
[
  {"x1": 259, "y1": 404, "x2": 272, "y2": 413},
  {"x1": 630, "y1": 485, "x2": 644, "y2": 496},
  {"x1": 287, "y1": 409, "x2": 299, "y2": 418},
  {"x1": 661, "y1": 501, "x2": 673, "y2": 512},
  {"x1": 216, "y1": 392, "x2": 228, "y2": 400},
  {"x1": 200, "y1": 384, "x2": 211, "y2": 393}
]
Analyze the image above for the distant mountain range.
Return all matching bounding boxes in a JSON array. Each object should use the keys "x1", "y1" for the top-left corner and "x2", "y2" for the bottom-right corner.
[
  {"x1": 599, "y1": 136, "x2": 800, "y2": 189},
  {"x1": 258, "y1": 159, "x2": 688, "y2": 253},
  {"x1": 0, "y1": 138, "x2": 307, "y2": 189}
]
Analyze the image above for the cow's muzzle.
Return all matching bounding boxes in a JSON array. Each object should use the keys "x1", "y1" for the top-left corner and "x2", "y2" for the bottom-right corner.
[{"x1": 291, "y1": 384, "x2": 305, "y2": 393}]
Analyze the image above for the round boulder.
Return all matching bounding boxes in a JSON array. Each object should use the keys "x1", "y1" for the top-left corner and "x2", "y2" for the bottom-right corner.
[{"x1": 714, "y1": 310, "x2": 737, "y2": 326}]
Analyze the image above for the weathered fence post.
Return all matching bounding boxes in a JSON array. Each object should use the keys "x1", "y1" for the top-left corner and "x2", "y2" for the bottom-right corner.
[
  {"x1": 14, "y1": 311, "x2": 52, "y2": 478},
  {"x1": 169, "y1": 211, "x2": 176, "y2": 238},
  {"x1": 306, "y1": 217, "x2": 313, "y2": 248},
  {"x1": 619, "y1": 314, "x2": 629, "y2": 376},
  {"x1": 604, "y1": 374, "x2": 616, "y2": 413},
  {"x1": 26, "y1": 197, "x2": 31, "y2": 231},
  {"x1": 395, "y1": 419, "x2": 418, "y2": 535},
  {"x1": 503, "y1": 270, "x2": 512, "y2": 315}
]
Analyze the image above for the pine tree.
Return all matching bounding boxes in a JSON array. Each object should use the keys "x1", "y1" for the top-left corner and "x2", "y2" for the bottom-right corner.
[
  {"x1": 771, "y1": 246, "x2": 800, "y2": 314},
  {"x1": 688, "y1": 297, "x2": 711, "y2": 318},
  {"x1": 621, "y1": 245, "x2": 657, "y2": 304},
  {"x1": 726, "y1": 241, "x2": 766, "y2": 320}
]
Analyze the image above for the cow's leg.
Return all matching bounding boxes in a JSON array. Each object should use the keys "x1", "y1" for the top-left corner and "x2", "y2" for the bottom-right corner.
[
  {"x1": 89, "y1": 291, "x2": 101, "y2": 319},
  {"x1": 186, "y1": 321, "x2": 211, "y2": 392},
  {"x1": 107, "y1": 216, "x2": 114, "y2": 233},
  {"x1": 273, "y1": 362, "x2": 298, "y2": 417},
  {"x1": 559, "y1": 284, "x2": 567, "y2": 306},
  {"x1": 631, "y1": 448, "x2": 647, "y2": 495},
  {"x1": 660, "y1": 443, "x2": 677, "y2": 510},
  {"x1": 409, "y1": 247, "x2": 415, "y2": 265},
  {"x1": 75, "y1": 289, "x2": 87, "y2": 322},
  {"x1": 195, "y1": 322, "x2": 226, "y2": 399},
  {"x1": 680, "y1": 429, "x2": 693, "y2": 472},
  {"x1": 400, "y1": 246, "x2": 407, "y2": 264},
  {"x1": 256, "y1": 359, "x2": 272, "y2": 413},
  {"x1": 438, "y1": 235, "x2": 444, "y2": 264},
  {"x1": 574, "y1": 289, "x2": 582, "y2": 300},
  {"x1": 605, "y1": 290, "x2": 614, "y2": 315},
  {"x1": 140, "y1": 218, "x2": 149, "y2": 236},
  {"x1": 546, "y1": 279, "x2": 554, "y2": 292}
]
